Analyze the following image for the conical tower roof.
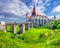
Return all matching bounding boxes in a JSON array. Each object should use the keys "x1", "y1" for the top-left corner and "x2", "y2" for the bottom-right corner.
[{"x1": 32, "y1": 4, "x2": 36, "y2": 16}]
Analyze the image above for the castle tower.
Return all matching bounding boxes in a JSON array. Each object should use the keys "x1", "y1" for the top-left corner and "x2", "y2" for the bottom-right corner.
[
  {"x1": 32, "y1": 4, "x2": 36, "y2": 16},
  {"x1": 31, "y1": 4, "x2": 38, "y2": 26}
]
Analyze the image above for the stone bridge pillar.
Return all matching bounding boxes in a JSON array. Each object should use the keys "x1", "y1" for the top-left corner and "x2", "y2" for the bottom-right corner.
[
  {"x1": 25, "y1": 23, "x2": 30, "y2": 30},
  {"x1": 33, "y1": 20, "x2": 35, "y2": 27},
  {"x1": 41, "y1": 19, "x2": 43, "y2": 26},
  {"x1": 39, "y1": 19, "x2": 41, "y2": 26},
  {"x1": 43, "y1": 19, "x2": 44, "y2": 26},
  {"x1": 5, "y1": 25, "x2": 7, "y2": 32},
  {"x1": 30, "y1": 22, "x2": 33, "y2": 28},
  {"x1": 0, "y1": 21, "x2": 6, "y2": 32},
  {"x1": 35, "y1": 19, "x2": 37, "y2": 26},
  {"x1": 44, "y1": 19, "x2": 46, "y2": 25},
  {"x1": 40, "y1": 19, "x2": 42, "y2": 26},
  {"x1": 37, "y1": 19, "x2": 40, "y2": 26},
  {"x1": 33, "y1": 19, "x2": 37, "y2": 27},
  {"x1": 1, "y1": 25, "x2": 7, "y2": 32},
  {"x1": 20, "y1": 24, "x2": 25, "y2": 33},
  {"x1": 12, "y1": 24, "x2": 16, "y2": 34}
]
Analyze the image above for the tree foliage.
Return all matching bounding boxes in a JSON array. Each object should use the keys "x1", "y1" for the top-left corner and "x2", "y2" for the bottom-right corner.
[{"x1": 45, "y1": 20, "x2": 60, "y2": 29}]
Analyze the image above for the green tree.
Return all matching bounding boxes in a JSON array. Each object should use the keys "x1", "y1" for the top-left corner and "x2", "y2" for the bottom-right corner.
[{"x1": 57, "y1": 24, "x2": 60, "y2": 29}]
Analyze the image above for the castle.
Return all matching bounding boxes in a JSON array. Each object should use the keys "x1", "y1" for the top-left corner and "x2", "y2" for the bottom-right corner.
[
  {"x1": 0, "y1": 4, "x2": 56, "y2": 34},
  {"x1": 26, "y1": 5, "x2": 49, "y2": 26}
]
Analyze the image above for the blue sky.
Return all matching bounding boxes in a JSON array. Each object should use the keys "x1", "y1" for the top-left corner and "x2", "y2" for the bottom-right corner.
[
  {"x1": 0, "y1": 0, "x2": 60, "y2": 22},
  {"x1": 21, "y1": 0, "x2": 60, "y2": 16}
]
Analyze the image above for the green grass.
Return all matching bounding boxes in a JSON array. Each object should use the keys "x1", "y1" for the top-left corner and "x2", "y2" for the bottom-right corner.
[{"x1": 0, "y1": 28, "x2": 60, "y2": 48}]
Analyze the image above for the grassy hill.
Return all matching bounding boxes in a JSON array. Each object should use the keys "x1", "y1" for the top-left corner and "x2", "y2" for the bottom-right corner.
[{"x1": 0, "y1": 28, "x2": 60, "y2": 48}]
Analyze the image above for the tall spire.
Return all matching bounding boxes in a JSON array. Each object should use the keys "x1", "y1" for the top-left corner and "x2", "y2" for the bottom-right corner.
[{"x1": 32, "y1": 3, "x2": 36, "y2": 16}]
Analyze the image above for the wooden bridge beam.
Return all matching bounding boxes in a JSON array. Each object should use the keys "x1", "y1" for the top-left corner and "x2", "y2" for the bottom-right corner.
[{"x1": 30, "y1": 23, "x2": 33, "y2": 28}]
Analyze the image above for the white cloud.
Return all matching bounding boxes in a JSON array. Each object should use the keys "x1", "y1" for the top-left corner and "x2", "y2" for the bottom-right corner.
[
  {"x1": 48, "y1": 16, "x2": 54, "y2": 19},
  {"x1": 48, "y1": 15, "x2": 60, "y2": 20},
  {"x1": 32, "y1": 0, "x2": 45, "y2": 13},
  {"x1": 52, "y1": 5, "x2": 60, "y2": 13},
  {"x1": 36, "y1": 6, "x2": 45, "y2": 14},
  {"x1": 33, "y1": 0, "x2": 38, "y2": 4},
  {"x1": 56, "y1": 15, "x2": 60, "y2": 19},
  {"x1": 53, "y1": 2, "x2": 58, "y2": 6},
  {"x1": 0, "y1": 0, "x2": 29, "y2": 16},
  {"x1": 0, "y1": 15, "x2": 4, "y2": 18},
  {"x1": 49, "y1": 5, "x2": 60, "y2": 19},
  {"x1": 46, "y1": 2, "x2": 50, "y2": 6},
  {"x1": 46, "y1": 0, "x2": 50, "y2": 3},
  {"x1": 30, "y1": 0, "x2": 50, "y2": 15},
  {"x1": 33, "y1": 0, "x2": 50, "y2": 4},
  {"x1": 50, "y1": 5, "x2": 60, "y2": 19},
  {"x1": 9, "y1": 18, "x2": 17, "y2": 20}
]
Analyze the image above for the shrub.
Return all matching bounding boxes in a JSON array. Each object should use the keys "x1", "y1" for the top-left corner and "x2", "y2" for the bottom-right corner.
[
  {"x1": 6, "y1": 25, "x2": 12, "y2": 32},
  {"x1": 57, "y1": 24, "x2": 60, "y2": 29},
  {"x1": 44, "y1": 22, "x2": 54, "y2": 29},
  {"x1": 45, "y1": 20, "x2": 60, "y2": 29}
]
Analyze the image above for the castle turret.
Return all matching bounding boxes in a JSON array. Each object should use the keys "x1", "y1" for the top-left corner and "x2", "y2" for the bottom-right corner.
[{"x1": 32, "y1": 5, "x2": 36, "y2": 16}]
